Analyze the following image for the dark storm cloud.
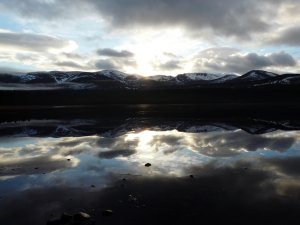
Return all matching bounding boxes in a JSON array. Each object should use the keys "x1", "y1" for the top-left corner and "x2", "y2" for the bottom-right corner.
[
  {"x1": 154, "y1": 60, "x2": 182, "y2": 71},
  {"x1": 194, "y1": 48, "x2": 297, "y2": 73},
  {"x1": 269, "y1": 26, "x2": 300, "y2": 46},
  {"x1": 0, "y1": 0, "x2": 296, "y2": 40},
  {"x1": 97, "y1": 48, "x2": 134, "y2": 58},
  {"x1": 0, "y1": 31, "x2": 73, "y2": 52}
]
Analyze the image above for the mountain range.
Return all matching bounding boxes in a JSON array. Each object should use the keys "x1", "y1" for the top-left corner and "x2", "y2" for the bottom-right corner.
[{"x1": 0, "y1": 69, "x2": 300, "y2": 90}]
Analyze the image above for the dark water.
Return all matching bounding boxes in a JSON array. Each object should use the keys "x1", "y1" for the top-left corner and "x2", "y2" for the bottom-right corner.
[{"x1": 0, "y1": 105, "x2": 300, "y2": 225}]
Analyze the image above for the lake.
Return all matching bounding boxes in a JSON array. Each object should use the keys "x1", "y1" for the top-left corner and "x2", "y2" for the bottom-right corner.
[{"x1": 0, "y1": 105, "x2": 300, "y2": 225}]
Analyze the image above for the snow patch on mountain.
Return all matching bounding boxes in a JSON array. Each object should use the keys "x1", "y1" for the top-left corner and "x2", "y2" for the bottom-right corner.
[
  {"x1": 100, "y1": 70, "x2": 140, "y2": 83},
  {"x1": 14, "y1": 73, "x2": 36, "y2": 82},
  {"x1": 210, "y1": 74, "x2": 238, "y2": 83},
  {"x1": 147, "y1": 75, "x2": 175, "y2": 82},
  {"x1": 179, "y1": 73, "x2": 224, "y2": 81}
]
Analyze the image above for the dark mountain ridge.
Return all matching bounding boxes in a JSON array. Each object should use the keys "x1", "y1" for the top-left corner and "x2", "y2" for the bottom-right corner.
[
  {"x1": 0, "y1": 69, "x2": 299, "y2": 89},
  {"x1": 0, "y1": 69, "x2": 300, "y2": 105}
]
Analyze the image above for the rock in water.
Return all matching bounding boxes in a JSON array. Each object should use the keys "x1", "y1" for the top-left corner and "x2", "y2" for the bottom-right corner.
[
  {"x1": 102, "y1": 209, "x2": 114, "y2": 216},
  {"x1": 73, "y1": 212, "x2": 91, "y2": 221},
  {"x1": 145, "y1": 163, "x2": 151, "y2": 167}
]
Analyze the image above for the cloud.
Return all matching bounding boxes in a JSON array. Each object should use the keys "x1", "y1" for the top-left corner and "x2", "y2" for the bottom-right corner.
[
  {"x1": 0, "y1": 66, "x2": 28, "y2": 73},
  {"x1": 268, "y1": 26, "x2": 300, "y2": 46},
  {"x1": 55, "y1": 61, "x2": 86, "y2": 70},
  {"x1": 1, "y1": 1, "x2": 299, "y2": 74},
  {"x1": 1, "y1": 0, "x2": 297, "y2": 41},
  {"x1": 193, "y1": 48, "x2": 297, "y2": 74},
  {"x1": 153, "y1": 60, "x2": 182, "y2": 71},
  {"x1": 97, "y1": 48, "x2": 134, "y2": 58},
  {"x1": 94, "y1": 59, "x2": 117, "y2": 70},
  {"x1": 0, "y1": 30, "x2": 76, "y2": 53},
  {"x1": 94, "y1": 58, "x2": 137, "y2": 71}
]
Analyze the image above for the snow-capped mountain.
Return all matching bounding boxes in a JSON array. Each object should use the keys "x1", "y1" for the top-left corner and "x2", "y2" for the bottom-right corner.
[
  {"x1": 0, "y1": 69, "x2": 299, "y2": 90},
  {"x1": 175, "y1": 73, "x2": 225, "y2": 83},
  {"x1": 147, "y1": 75, "x2": 176, "y2": 82},
  {"x1": 209, "y1": 74, "x2": 238, "y2": 83},
  {"x1": 232, "y1": 70, "x2": 278, "y2": 82},
  {"x1": 100, "y1": 69, "x2": 141, "y2": 83}
]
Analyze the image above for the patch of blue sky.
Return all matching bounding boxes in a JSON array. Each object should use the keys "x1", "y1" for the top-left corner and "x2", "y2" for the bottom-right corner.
[{"x1": 0, "y1": 14, "x2": 24, "y2": 32}]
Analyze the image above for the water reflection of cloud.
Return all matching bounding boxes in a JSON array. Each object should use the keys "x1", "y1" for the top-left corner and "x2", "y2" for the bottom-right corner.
[
  {"x1": 99, "y1": 149, "x2": 137, "y2": 159},
  {"x1": 191, "y1": 131, "x2": 296, "y2": 156},
  {"x1": 0, "y1": 130, "x2": 300, "y2": 224},
  {"x1": 2, "y1": 155, "x2": 300, "y2": 225},
  {"x1": 146, "y1": 130, "x2": 297, "y2": 157},
  {"x1": 0, "y1": 155, "x2": 79, "y2": 177},
  {"x1": 0, "y1": 130, "x2": 299, "y2": 179}
]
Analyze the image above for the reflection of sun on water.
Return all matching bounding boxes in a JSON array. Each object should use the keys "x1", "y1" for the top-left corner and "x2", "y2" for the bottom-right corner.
[{"x1": 125, "y1": 130, "x2": 154, "y2": 147}]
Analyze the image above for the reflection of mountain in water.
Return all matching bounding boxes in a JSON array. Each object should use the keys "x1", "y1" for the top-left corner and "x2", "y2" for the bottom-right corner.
[{"x1": 1, "y1": 111, "x2": 300, "y2": 137}]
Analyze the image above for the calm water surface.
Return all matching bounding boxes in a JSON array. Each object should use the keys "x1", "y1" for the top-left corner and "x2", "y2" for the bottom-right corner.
[{"x1": 0, "y1": 111, "x2": 300, "y2": 224}]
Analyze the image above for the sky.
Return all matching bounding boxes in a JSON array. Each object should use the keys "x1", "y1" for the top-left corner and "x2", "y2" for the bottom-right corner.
[{"x1": 0, "y1": 0, "x2": 299, "y2": 76}]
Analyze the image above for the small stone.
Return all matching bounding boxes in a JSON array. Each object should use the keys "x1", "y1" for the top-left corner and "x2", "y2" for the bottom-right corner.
[
  {"x1": 102, "y1": 209, "x2": 114, "y2": 216},
  {"x1": 122, "y1": 178, "x2": 127, "y2": 181},
  {"x1": 189, "y1": 175, "x2": 194, "y2": 178},
  {"x1": 34, "y1": 167, "x2": 39, "y2": 170},
  {"x1": 67, "y1": 159, "x2": 71, "y2": 161},
  {"x1": 74, "y1": 212, "x2": 91, "y2": 221},
  {"x1": 145, "y1": 163, "x2": 151, "y2": 167},
  {"x1": 60, "y1": 213, "x2": 73, "y2": 224},
  {"x1": 91, "y1": 185, "x2": 96, "y2": 188}
]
